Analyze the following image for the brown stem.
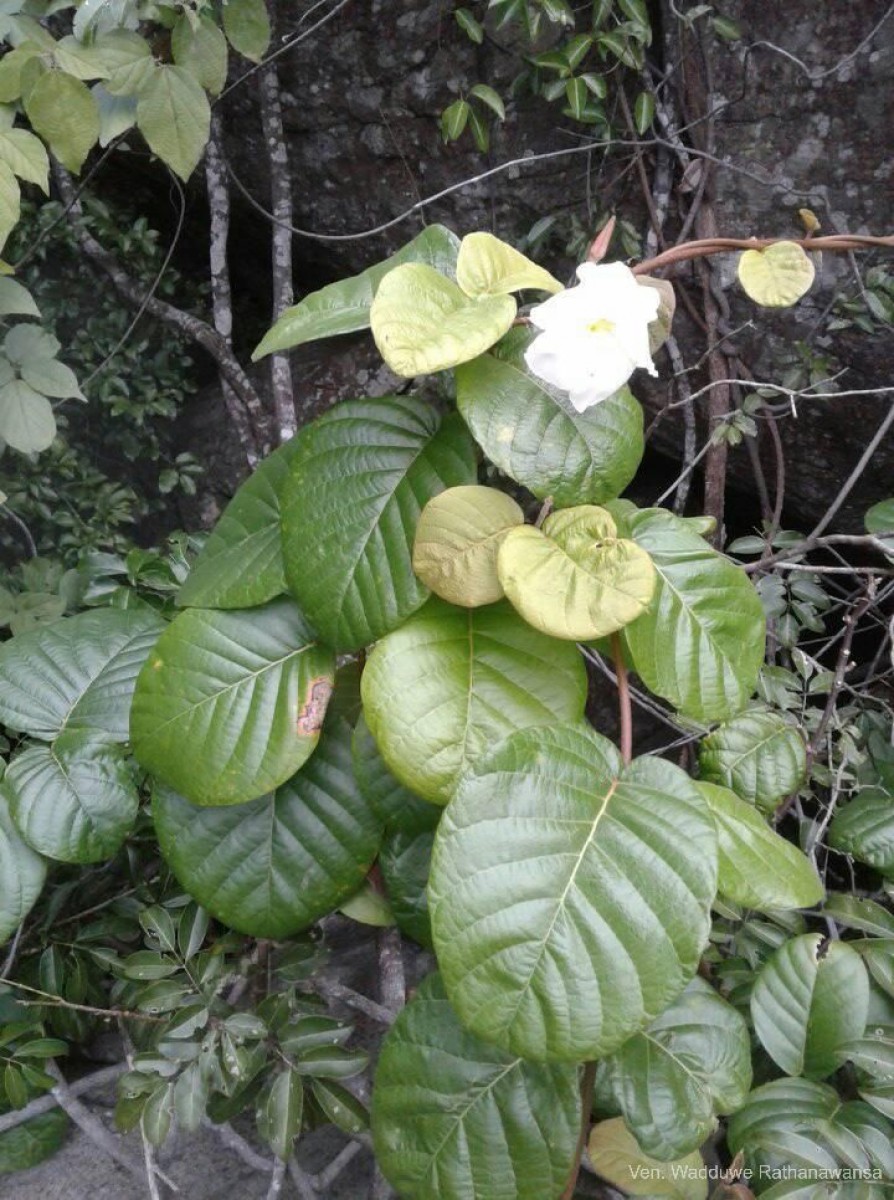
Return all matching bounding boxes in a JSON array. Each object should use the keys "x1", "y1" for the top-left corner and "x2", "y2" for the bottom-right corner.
[
  {"x1": 560, "y1": 1061, "x2": 597, "y2": 1200},
  {"x1": 633, "y1": 233, "x2": 894, "y2": 276},
  {"x1": 611, "y1": 633, "x2": 633, "y2": 766}
]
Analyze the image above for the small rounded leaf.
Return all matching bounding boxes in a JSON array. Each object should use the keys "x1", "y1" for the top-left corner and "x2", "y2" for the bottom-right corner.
[
  {"x1": 360, "y1": 598, "x2": 587, "y2": 805},
  {"x1": 737, "y1": 241, "x2": 816, "y2": 308},
  {"x1": 412, "y1": 485, "x2": 524, "y2": 607},
  {"x1": 497, "y1": 505, "x2": 656, "y2": 640}
]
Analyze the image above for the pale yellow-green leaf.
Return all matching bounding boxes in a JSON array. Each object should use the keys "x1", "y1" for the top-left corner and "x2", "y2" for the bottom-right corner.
[
  {"x1": 370, "y1": 262, "x2": 516, "y2": 376},
  {"x1": 172, "y1": 15, "x2": 229, "y2": 97},
  {"x1": 0, "y1": 277, "x2": 38, "y2": 317},
  {"x1": 638, "y1": 274, "x2": 676, "y2": 355},
  {"x1": 497, "y1": 505, "x2": 656, "y2": 641},
  {"x1": 0, "y1": 43, "x2": 42, "y2": 103},
  {"x1": 588, "y1": 1118, "x2": 708, "y2": 1198},
  {"x1": 412, "y1": 484, "x2": 524, "y2": 607},
  {"x1": 25, "y1": 71, "x2": 100, "y2": 174},
  {"x1": 0, "y1": 161, "x2": 20, "y2": 254},
  {"x1": 222, "y1": 0, "x2": 271, "y2": 63},
  {"x1": 456, "y1": 231, "x2": 563, "y2": 298},
  {"x1": 0, "y1": 126, "x2": 49, "y2": 192},
  {"x1": 737, "y1": 241, "x2": 816, "y2": 308},
  {"x1": 53, "y1": 35, "x2": 113, "y2": 81},
  {"x1": 697, "y1": 781, "x2": 824, "y2": 912},
  {"x1": 97, "y1": 31, "x2": 154, "y2": 98},
  {"x1": 136, "y1": 65, "x2": 211, "y2": 181},
  {"x1": 21, "y1": 358, "x2": 85, "y2": 401},
  {"x1": 339, "y1": 881, "x2": 394, "y2": 927},
  {"x1": 93, "y1": 84, "x2": 136, "y2": 147},
  {"x1": 0, "y1": 378, "x2": 55, "y2": 452}
]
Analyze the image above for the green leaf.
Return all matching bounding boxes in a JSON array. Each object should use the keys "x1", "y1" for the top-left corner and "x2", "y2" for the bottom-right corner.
[
  {"x1": 222, "y1": 0, "x2": 271, "y2": 63},
  {"x1": 0, "y1": 377, "x2": 53, "y2": 452},
  {"x1": 469, "y1": 83, "x2": 505, "y2": 119},
  {"x1": 339, "y1": 882, "x2": 393, "y2": 927},
  {"x1": 257, "y1": 1069, "x2": 303, "y2": 1161},
  {"x1": 131, "y1": 598, "x2": 334, "y2": 806},
  {"x1": 633, "y1": 89, "x2": 655, "y2": 133},
  {"x1": 587, "y1": 1118, "x2": 708, "y2": 1199},
  {"x1": 564, "y1": 76, "x2": 587, "y2": 120},
  {"x1": 0, "y1": 161, "x2": 19, "y2": 254},
  {"x1": 4, "y1": 325, "x2": 58, "y2": 363},
  {"x1": 455, "y1": 331, "x2": 644, "y2": 507},
  {"x1": 738, "y1": 241, "x2": 816, "y2": 308},
  {"x1": 455, "y1": 8, "x2": 484, "y2": 43},
  {"x1": 697, "y1": 782, "x2": 823, "y2": 910},
  {"x1": 371, "y1": 973, "x2": 580, "y2": 1200},
  {"x1": 412, "y1": 484, "x2": 524, "y2": 608},
  {"x1": 0, "y1": 607, "x2": 165, "y2": 741},
  {"x1": 823, "y1": 894, "x2": 894, "y2": 938},
  {"x1": 829, "y1": 789, "x2": 894, "y2": 876},
  {"x1": 699, "y1": 709, "x2": 807, "y2": 811},
  {"x1": 497, "y1": 504, "x2": 656, "y2": 640},
  {"x1": 152, "y1": 715, "x2": 382, "y2": 936},
  {"x1": 440, "y1": 97, "x2": 470, "y2": 141},
  {"x1": 20, "y1": 357, "x2": 84, "y2": 401},
  {"x1": 173, "y1": 1062, "x2": 208, "y2": 1134},
  {"x1": 370, "y1": 263, "x2": 517, "y2": 377},
  {"x1": 379, "y1": 824, "x2": 436, "y2": 947},
  {"x1": 311, "y1": 1080, "x2": 368, "y2": 1135},
  {"x1": 136, "y1": 64, "x2": 210, "y2": 181},
  {"x1": 177, "y1": 437, "x2": 302, "y2": 610},
  {"x1": 0, "y1": 126, "x2": 48, "y2": 191},
  {"x1": 0, "y1": 44, "x2": 41, "y2": 104},
  {"x1": 0, "y1": 1110, "x2": 68, "y2": 1173},
  {"x1": 94, "y1": 31, "x2": 154, "y2": 98},
  {"x1": 280, "y1": 396, "x2": 476, "y2": 653},
  {"x1": 92, "y1": 84, "x2": 136, "y2": 147},
  {"x1": 252, "y1": 225, "x2": 461, "y2": 359},
  {"x1": 3, "y1": 731, "x2": 137, "y2": 864},
  {"x1": 0, "y1": 793, "x2": 46, "y2": 945},
  {"x1": 620, "y1": 507, "x2": 766, "y2": 722},
  {"x1": 0, "y1": 277, "x2": 39, "y2": 317},
  {"x1": 360, "y1": 598, "x2": 587, "y2": 806},
  {"x1": 728, "y1": 1078, "x2": 894, "y2": 1181},
  {"x1": 866, "y1": 498, "x2": 894, "y2": 553},
  {"x1": 595, "y1": 978, "x2": 752, "y2": 1159},
  {"x1": 351, "y1": 715, "x2": 439, "y2": 832},
  {"x1": 455, "y1": 231, "x2": 561, "y2": 298},
  {"x1": 172, "y1": 14, "x2": 228, "y2": 96},
  {"x1": 429, "y1": 723, "x2": 717, "y2": 1059},
  {"x1": 141, "y1": 1082, "x2": 173, "y2": 1146},
  {"x1": 24, "y1": 71, "x2": 99, "y2": 173},
  {"x1": 750, "y1": 934, "x2": 870, "y2": 1078}
]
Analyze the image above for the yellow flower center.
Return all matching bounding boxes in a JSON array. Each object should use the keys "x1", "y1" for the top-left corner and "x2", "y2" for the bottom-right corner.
[{"x1": 587, "y1": 318, "x2": 616, "y2": 335}]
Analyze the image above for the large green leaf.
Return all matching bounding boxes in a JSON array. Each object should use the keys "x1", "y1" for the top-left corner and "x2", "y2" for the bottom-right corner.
[
  {"x1": 152, "y1": 714, "x2": 382, "y2": 936},
  {"x1": 252, "y1": 226, "x2": 461, "y2": 359},
  {"x1": 360, "y1": 598, "x2": 587, "y2": 805},
  {"x1": 371, "y1": 973, "x2": 580, "y2": 1200},
  {"x1": 177, "y1": 437, "x2": 302, "y2": 610},
  {"x1": 281, "y1": 396, "x2": 476, "y2": 653},
  {"x1": 829, "y1": 789, "x2": 894, "y2": 877},
  {"x1": 136, "y1": 64, "x2": 210, "y2": 181},
  {"x1": 0, "y1": 793, "x2": 45, "y2": 945},
  {"x1": 0, "y1": 1109, "x2": 68, "y2": 1173},
  {"x1": 24, "y1": 71, "x2": 99, "y2": 173},
  {"x1": 0, "y1": 378, "x2": 54, "y2": 453},
  {"x1": 0, "y1": 608, "x2": 165, "y2": 741},
  {"x1": 455, "y1": 330, "x2": 644, "y2": 507},
  {"x1": 699, "y1": 709, "x2": 807, "y2": 811},
  {"x1": 728, "y1": 1078, "x2": 894, "y2": 1185},
  {"x1": 370, "y1": 263, "x2": 516, "y2": 376},
  {"x1": 429, "y1": 723, "x2": 717, "y2": 1060},
  {"x1": 697, "y1": 782, "x2": 823, "y2": 911},
  {"x1": 130, "y1": 598, "x2": 334, "y2": 806},
  {"x1": 351, "y1": 715, "x2": 438, "y2": 831},
  {"x1": 587, "y1": 1119, "x2": 707, "y2": 1199},
  {"x1": 412, "y1": 484, "x2": 524, "y2": 608},
  {"x1": 4, "y1": 731, "x2": 138, "y2": 863},
  {"x1": 171, "y1": 14, "x2": 228, "y2": 96},
  {"x1": 618, "y1": 507, "x2": 766, "y2": 722},
  {"x1": 497, "y1": 505, "x2": 655, "y2": 640},
  {"x1": 595, "y1": 978, "x2": 752, "y2": 1160},
  {"x1": 750, "y1": 934, "x2": 869, "y2": 1079}
]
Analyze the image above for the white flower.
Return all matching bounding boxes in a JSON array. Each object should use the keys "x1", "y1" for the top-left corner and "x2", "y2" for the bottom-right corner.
[{"x1": 524, "y1": 261, "x2": 660, "y2": 412}]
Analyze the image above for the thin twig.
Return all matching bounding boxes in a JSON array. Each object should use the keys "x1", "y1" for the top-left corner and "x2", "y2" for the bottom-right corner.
[
  {"x1": 206, "y1": 1119, "x2": 273, "y2": 1171},
  {"x1": 0, "y1": 977, "x2": 167, "y2": 1023},
  {"x1": 266, "y1": 1157, "x2": 287, "y2": 1199}
]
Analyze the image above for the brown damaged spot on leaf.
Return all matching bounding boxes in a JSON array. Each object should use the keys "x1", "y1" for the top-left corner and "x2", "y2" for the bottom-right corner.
[{"x1": 297, "y1": 676, "x2": 333, "y2": 737}]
